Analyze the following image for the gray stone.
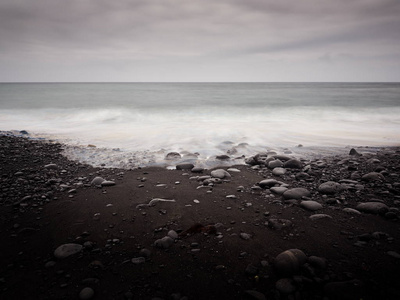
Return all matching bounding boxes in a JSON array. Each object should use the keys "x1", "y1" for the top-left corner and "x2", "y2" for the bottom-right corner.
[
  {"x1": 276, "y1": 278, "x2": 296, "y2": 294},
  {"x1": 240, "y1": 233, "x2": 251, "y2": 240},
  {"x1": 356, "y1": 202, "x2": 389, "y2": 215},
  {"x1": 268, "y1": 219, "x2": 293, "y2": 230},
  {"x1": 176, "y1": 163, "x2": 195, "y2": 170},
  {"x1": 45, "y1": 163, "x2": 58, "y2": 169},
  {"x1": 167, "y1": 230, "x2": 178, "y2": 239},
  {"x1": 268, "y1": 159, "x2": 283, "y2": 169},
  {"x1": 309, "y1": 214, "x2": 332, "y2": 220},
  {"x1": 318, "y1": 181, "x2": 345, "y2": 194},
  {"x1": 283, "y1": 188, "x2": 311, "y2": 199},
  {"x1": 131, "y1": 257, "x2": 146, "y2": 264},
  {"x1": 387, "y1": 251, "x2": 400, "y2": 259},
  {"x1": 272, "y1": 167, "x2": 287, "y2": 176},
  {"x1": 79, "y1": 287, "x2": 95, "y2": 300},
  {"x1": 259, "y1": 179, "x2": 279, "y2": 189},
  {"x1": 91, "y1": 177, "x2": 105, "y2": 186},
  {"x1": 227, "y1": 168, "x2": 241, "y2": 173},
  {"x1": 211, "y1": 169, "x2": 231, "y2": 179},
  {"x1": 154, "y1": 236, "x2": 174, "y2": 249},
  {"x1": 54, "y1": 243, "x2": 83, "y2": 259},
  {"x1": 270, "y1": 186, "x2": 288, "y2": 195},
  {"x1": 191, "y1": 167, "x2": 204, "y2": 173},
  {"x1": 284, "y1": 159, "x2": 302, "y2": 169},
  {"x1": 362, "y1": 172, "x2": 385, "y2": 182},
  {"x1": 165, "y1": 152, "x2": 181, "y2": 160},
  {"x1": 343, "y1": 208, "x2": 361, "y2": 214},
  {"x1": 273, "y1": 155, "x2": 292, "y2": 161},
  {"x1": 274, "y1": 249, "x2": 307, "y2": 276},
  {"x1": 300, "y1": 201, "x2": 323, "y2": 211},
  {"x1": 101, "y1": 180, "x2": 115, "y2": 187}
]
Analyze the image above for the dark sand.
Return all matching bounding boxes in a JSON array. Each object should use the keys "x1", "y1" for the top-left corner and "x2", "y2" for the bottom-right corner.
[{"x1": 1, "y1": 135, "x2": 400, "y2": 299}]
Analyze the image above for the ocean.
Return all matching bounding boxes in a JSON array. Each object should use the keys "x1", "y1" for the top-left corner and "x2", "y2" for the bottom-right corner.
[{"x1": 0, "y1": 82, "x2": 399, "y2": 168}]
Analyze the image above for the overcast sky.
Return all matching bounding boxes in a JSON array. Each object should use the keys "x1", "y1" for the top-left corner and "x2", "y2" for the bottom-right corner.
[{"x1": 0, "y1": 0, "x2": 399, "y2": 82}]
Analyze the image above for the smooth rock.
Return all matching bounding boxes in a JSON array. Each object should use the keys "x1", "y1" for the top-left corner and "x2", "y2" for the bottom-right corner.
[
  {"x1": 211, "y1": 169, "x2": 231, "y2": 179},
  {"x1": 240, "y1": 233, "x2": 251, "y2": 240},
  {"x1": 101, "y1": 180, "x2": 115, "y2": 187},
  {"x1": 131, "y1": 257, "x2": 146, "y2": 264},
  {"x1": 268, "y1": 159, "x2": 283, "y2": 169},
  {"x1": 154, "y1": 236, "x2": 174, "y2": 249},
  {"x1": 167, "y1": 230, "x2": 178, "y2": 239},
  {"x1": 362, "y1": 172, "x2": 385, "y2": 182},
  {"x1": 268, "y1": 219, "x2": 293, "y2": 230},
  {"x1": 91, "y1": 177, "x2": 105, "y2": 186},
  {"x1": 276, "y1": 278, "x2": 296, "y2": 294},
  {"x1": 191, "y1": 167, "x2": 204, "y2": 173},
  {"x1": 54, "y1": 243, "x2": 83, "y2": 259},
  {"x1": 283, "y1": 188, "x2": 311, "y2": 199},
  {"x1": 272, "y1": 167, "x2": 287, "y2": 176},
  {"x1": 274, "y1": 249, "x2": 307, "y2": 277},
  {"x1": 356, "y1": 202, "x2": 389, "y2": 215},
  {"x1": 176, "y1": 163, "x2": 195, "y2": 170},
  {"x1": 349, "y1": 148, "x2": 361, "y2": 156},
  {"x1": 165, "y1": 152, "x2": 181, "y2": 160},
  {"x1": 227, "y1": 168, "x2": 241, "y2": 173},
  {"x1": 259, "y1": 179, "x2": 279, "y2": 189},
  {"x1": 318, "y1": 181, "x2": 345, "y2": 194},
  {"x1": 79, "y1": 287, "x2": 94, "y2": 300},
  {"x1": 283, "y1": 159, "x2": 302, "y2": 169},
  {"x1": 300, "y1": 201, "x2": 323, "y2": 211},
  {"x1": 45, "y1": 163, "x2": 58, "y2": 169},
  {"x1": 343, "y1": 208, "x2": 361, "y2": 214},
  {"x1": 309, "y1": 214, "x2": 332, "y2": 220},
  {"x1": 270, "y1": 186, "x2": 288, "y2": 195}
]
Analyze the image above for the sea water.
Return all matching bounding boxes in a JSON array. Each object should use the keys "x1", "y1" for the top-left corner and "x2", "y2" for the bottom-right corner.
[{"x1": 0, "y1": 82, "x2": 399, "y2": 168}]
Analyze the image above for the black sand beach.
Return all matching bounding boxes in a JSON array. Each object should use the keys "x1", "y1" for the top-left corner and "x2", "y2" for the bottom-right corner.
[{"x1": 1, "y1": 135, "x2": 400, "y2": 299}]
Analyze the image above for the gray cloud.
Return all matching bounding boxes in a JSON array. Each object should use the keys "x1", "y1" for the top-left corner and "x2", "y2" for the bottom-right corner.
[{"x1": 0, "y1": 0, "x2": 399, "y2": 81}]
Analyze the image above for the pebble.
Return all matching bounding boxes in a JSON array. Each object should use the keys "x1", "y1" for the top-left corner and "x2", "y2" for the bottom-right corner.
[
  {"x1": 270, "y1": 186, "x2": 288, "y2": 195},
  {"x1": 283, "y1": 188, "x2": 311, "y2": 199},
  {"x1": 259, "y1": 179, "x2": 279, "y2": 189},
  {"x1": 44, "y1": 163, "x2": 58, "y2": 170},
  {"x1": 318, "y1": 181, "x2": 345, "y2": 194},
  {"x1": 91, "y1": 177, "x2": 105, "y2": 186},
  {"x1": 274, "y1": 249, "x2": 307, "y2": 276},
  {"x1": 227, "y1": 168, "x2": 241, "y2": 173},
  {"x1": 210, "y1": 169, "x2": 231, "y2": 179},
  {"x1": 309, "y1": 214, "x2": 332, "y2": 220},
  {"x1": 356, "y1": 202, "x2": 389, "y2": 215},
  {"x1": 101, "y1": 180, "x2": 116, "y2": 186},
  {"x1": 362, "y1": 172, "x2": 385, "y2": 182},
  {"x1": 343, "y1": 208, "x2": 361, "y2": 214},
  {"x1": 275, "y1": 278, "x2": 296, "y2": 294},
  {"x1": 240, "y1": 233, "x2": 251, "y2": 240},
  {"x1": 226, "y1": 195, "x2": 237, "y2": 199},
  {"x1": 283, "y1": 159, "x2": 302, "y2": 169},
  {"x1": 193, "y1": 199, "x2": 200, "y2": 203},
  {"x1": 300, "y1": 201, "x2": 323, "y2": 211},
  {"x1": 54, "y1": 243, "x2": 83, "y2": 259},
  {"x1": 272, "y1": 167, "x2": 287, "y2": 176},
  {"x1": 176, "y1": 163, "x2": 195, "y2": 170},
  {"x1": 131, "y1": 257, "x2": 146, "y2": 264},
  {"x1": 79, "y1": 287, "x2": 94, "y2": 300},
  {"x1": 191, "y1": 167, "x2": 204, "y2": 173}
]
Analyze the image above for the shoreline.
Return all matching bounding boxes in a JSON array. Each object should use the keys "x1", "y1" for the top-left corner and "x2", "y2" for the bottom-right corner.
[{"x1": 1, "y1": 135, "x2": 400, "y2": 299}]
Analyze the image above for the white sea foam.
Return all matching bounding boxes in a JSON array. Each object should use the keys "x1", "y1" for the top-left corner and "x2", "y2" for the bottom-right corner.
[{"x1": 1, "y1": 83, "x2": 399, "y2": 168}]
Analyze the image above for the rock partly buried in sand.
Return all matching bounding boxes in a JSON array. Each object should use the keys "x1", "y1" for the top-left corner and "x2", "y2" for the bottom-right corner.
[
  {"x1": 211, "y1": 169, "x2": 231, "y2": 179},
  {"x1": 356, "y1": 202, "x2": 389, "y2": 215},
  {"x1": 274, "y1": 249, "x2": 307, "y2": 277},
  {"x1": 191, "y1": 167, "x2": 204, "y2": 173},
  {"x1": 283, "y1": 159, "x2": 302, "y2": 169},
  {"x1": 165, "y1": 152, "x2": 181, "y2": 160},
  {"x1": 270, "y1": 186, "x2": 288, "y2": 195},
  {"x1": 54, "y1": 243, "x2": 83, "y2": 259},
  {"x1": 259, "y1": 179, "x2": 279, "y2": 189},
  {"x1": 91, "y1": 176, "x2": 105, "y2": 186},
  {"x1": 318, "y1": 181, "x2": 345, "y2": 194},
  {"x1": 283, "y1": 188, "x2": 311, "y2": 199},
  {"x1": 362, "y1": 172, "x2": 385, "y2": 182},
  {"x1": 44, "y1": 163, "x2": 58, "y2": 170},
  {"x1": 101, "y1": 180, "x2": 116, "y2": 187},
  {"x1": 176, "y1": 163, "x2": 195, "y2": 170},
  {"x1": 309, "y1": 214, "x2": 332, "y2": 220},
  {"x1": 343, "y1": 208, "x2": 362, "y2": 214},
  {"x1": 300, "y1": 200, "x2": 323, "y2": 211},
  {"x1": 154, "y1": 236, "x2": 174, "y2": 249}
]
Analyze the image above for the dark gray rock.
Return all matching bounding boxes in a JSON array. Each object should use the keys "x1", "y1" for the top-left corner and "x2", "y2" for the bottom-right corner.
[
  {"x1": 284, "y1": 159, "x2": 302, "y2": 169},
  {"x1": 176, "y1": 163, "x2": 195, "y2": 170},
  {"x1": 356, "y1": 202, "x2": 389, "y2": 215},
  {"x1": 272, "y1": 167, "x2": 286, "y2": 176},
  {"x1": 362, "y1": 172, "x2": 385, "y2": 182},
  {"x1": 274, "y1": 249, "x2": 307, "y2": 276},
  {"x1": 324, "y1": 279, "x2": 365, "y2": 300},
  {"x1": 283, "y1": 188, "x2": 311, "y2": 199},
  {"x1": 300, "y1": 201, "x2": 323, "y2": 211},
  {"x1": 211, "y1": 169, "x2": 231, "y2": 179},
  {"x1": 318, "y1": 181, "x2": 345, "y2": 194},
  {"x1": 259, "y1": 179, "x2": 279, "y2": 189}
]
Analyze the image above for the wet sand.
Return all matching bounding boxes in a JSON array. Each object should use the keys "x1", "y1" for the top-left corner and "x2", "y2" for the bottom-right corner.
[{"x1": 1, "y1": 135, "x2": 400, "y2": 299}]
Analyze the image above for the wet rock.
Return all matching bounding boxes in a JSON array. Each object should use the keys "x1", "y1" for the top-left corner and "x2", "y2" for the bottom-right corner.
[
  {"x1": 167, "y1": 230, "x2": 179, "y2": 239},
  {"x1": 245, "y1": 264, "x2": 258, "y2": 276},
  {"x1": 356, "y1": 202, "x2": 389, "y2": 215},
  {"x1": 191, "y1": 167, "x2": 204, "y2": 173},
  {"x1": 216, "y1": 155, "x2": 230, "y2": 160},
  {"x1": 268, "y1": 159, "x2": 283, "y2": 169},
  {"x1": 308, "y1": 256, "x2": 327, "y2": 270},
  {"x1": 283, "y1": 188, "x2": 311, "y2": 199},
  {"x1": 274, "y1": 249, "x2": 307, "y2": 276},
  {"x1": 270, "y1": 186, "x2": 288, "y2": 195},
  {"x1": 176, "y1": 163, "x2": 195, "y2": 170},
  {"x1": 211, "y1": 169, "x2": 231, "y2": 179},
  {"x1": 349, "y1": 148, "x2": 361, "y2": 156},
  {"x1": 318, "y1": 181, "x2": 345, "y2": 194},
  {"x1": 295, "y1": 172, "x2": 310, "y2": 181},
  {"x1": 54, "y1": 243, "x2": 83, "y2": 259},
  {"x1": 284, "y1": 159, "x2": 302, "y2": 169},
  {"x1": 362, "y1": 172, "x2": 385, "y2": 182},
  {"x1": 165, "y1": 152, "x2": 181, "y2": 160},
  {"x1": 300, "y1": 201, "x2": 323, "y2": 211},
  {"x1": 227, "y1": 168, "x2": 241, "y2": 173},
  {"x1": 309, "y1": 214, "x2": 332, "y2": 220}
]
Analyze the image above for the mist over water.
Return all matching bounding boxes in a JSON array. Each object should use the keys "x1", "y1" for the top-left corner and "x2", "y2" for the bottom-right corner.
[{"x1": 1, "y1": 83, "x2": 399, "y2": 168}]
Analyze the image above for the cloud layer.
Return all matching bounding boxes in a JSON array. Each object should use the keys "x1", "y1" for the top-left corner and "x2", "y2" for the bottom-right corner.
[{"x1": 1, "y1": 0, "x2": 399, "y2": 81}]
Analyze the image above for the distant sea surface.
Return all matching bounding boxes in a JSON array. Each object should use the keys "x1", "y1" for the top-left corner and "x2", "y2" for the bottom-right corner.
[{"x1": 1, "y1": 82, "x2": 399, "y2": 168}]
